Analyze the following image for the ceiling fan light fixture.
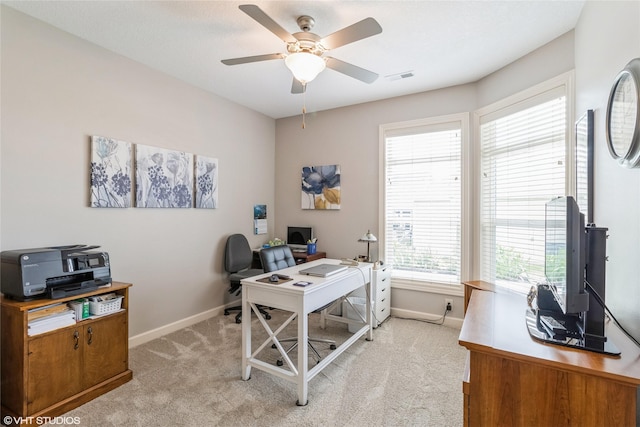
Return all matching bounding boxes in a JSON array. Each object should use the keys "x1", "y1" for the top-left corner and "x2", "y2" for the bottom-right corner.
[{"x1": 285, "y1": 52, "x2": 326, "y2": 84}]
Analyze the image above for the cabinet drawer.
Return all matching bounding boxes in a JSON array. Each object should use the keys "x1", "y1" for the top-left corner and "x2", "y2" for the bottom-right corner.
[
  {"x1": 375, "y1": 266, "x2": 391, "y2": 280},
  {"x1": 376, "y1": 293, "x2": 390, "y2": 321},
  {"x1": 376, "y1": 273, "x2": 390, "y2": 300}
]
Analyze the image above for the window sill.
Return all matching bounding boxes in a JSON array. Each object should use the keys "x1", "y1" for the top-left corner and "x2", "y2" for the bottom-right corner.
[{"x1": 391, "y1": 277, "x2": 464, "y2": 297}]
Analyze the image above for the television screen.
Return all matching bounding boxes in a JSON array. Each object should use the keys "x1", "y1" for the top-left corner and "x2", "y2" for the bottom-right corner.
[
  {"x1": 544, "y1": 196, "x2": 588, "y2": 315},
  {"x1": 287, "y1": 226, "x2": 313, "y2": 249}
]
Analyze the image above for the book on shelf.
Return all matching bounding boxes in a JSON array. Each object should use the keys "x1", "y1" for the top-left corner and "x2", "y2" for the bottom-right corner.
[
  {"x1": 27, "y1": 302, "x2": 68, "y2": 321},
  {"x1": 28, "y1": 308, "x2": 76, "y2": 336}
]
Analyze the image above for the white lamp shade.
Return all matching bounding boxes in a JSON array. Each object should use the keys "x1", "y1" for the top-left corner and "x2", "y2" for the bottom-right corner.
[
  {"x1": 285, "y1": 52, "x2": 326, "y2": 84},
  {"x1": 358, "y1": 230, "x2": 377, "y2": 242}
]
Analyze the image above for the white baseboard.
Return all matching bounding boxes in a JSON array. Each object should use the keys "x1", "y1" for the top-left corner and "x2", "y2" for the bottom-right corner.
[
  {"x1": 390, "y1": 307, "x2": 463, "y2": 329},
  {"x1": 128, "y1": 305, "x2": 228, "y2": 348},
  {"x1": 129, "y1": 304, "x2": 463, "y2": 348}
]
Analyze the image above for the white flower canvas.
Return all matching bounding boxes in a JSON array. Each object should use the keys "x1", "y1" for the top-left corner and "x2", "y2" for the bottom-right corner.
[
  {"x1": 90, "y1": 136, "x2": 132, "y2": 208},
  {"x1": 195, "y1": 155, "x2": 218, "y2": 209},
  {"x1": 135, "y1": 144, "x2": 194, "y2": 208}
]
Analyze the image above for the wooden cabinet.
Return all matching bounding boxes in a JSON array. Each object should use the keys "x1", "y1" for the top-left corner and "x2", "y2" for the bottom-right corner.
[
  {"x1": 1, "y1": 282, "x2": 132, "y2": 421},
  {"x1": 459, "y1": 288, "x2": 640, "y2": 426}
]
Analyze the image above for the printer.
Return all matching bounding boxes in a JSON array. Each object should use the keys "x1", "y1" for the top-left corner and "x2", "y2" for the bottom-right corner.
[{"x1": 1, "y1": 245, "x2": 111, "y2": 301}]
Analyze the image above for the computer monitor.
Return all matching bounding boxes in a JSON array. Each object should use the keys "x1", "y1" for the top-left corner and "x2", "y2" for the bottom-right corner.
[{"x1": 287, "y1": 226, "x2": 313, "y2": 251}]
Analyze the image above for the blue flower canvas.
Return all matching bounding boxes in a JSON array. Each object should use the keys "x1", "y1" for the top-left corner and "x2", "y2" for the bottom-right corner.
[
  {"x1": 301, "y1": 164, "x2": 341, "y2": 210},
  {"x1": 135, "y1": 144, "x2": 194, "y2": 208},
  {"x1": 90, "y1": 136, "x2": 132, "y2": 208}
]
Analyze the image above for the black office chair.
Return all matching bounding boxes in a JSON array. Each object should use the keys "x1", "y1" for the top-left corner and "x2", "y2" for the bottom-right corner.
[
  {"x1": 223, "y1": 233, "x2": 270, "y2": 323},
  {"x1": 260, "y1": 245, "x2": 336, "y2": 364}
]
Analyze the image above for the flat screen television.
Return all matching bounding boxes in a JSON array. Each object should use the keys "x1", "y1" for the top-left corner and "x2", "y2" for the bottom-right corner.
[
  {"x1": 545, "y1": 196, "x2": 589, "y2": 315},
  {"x1": 287, "y1": 226, "x2": 313, "y2": 251},
  {"x1": 526, "y1": 195, "x2": 620, "y2": 356}
]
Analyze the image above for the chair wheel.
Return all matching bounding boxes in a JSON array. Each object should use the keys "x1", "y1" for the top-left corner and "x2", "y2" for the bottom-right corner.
[
  {"x1": 272, "y1": 344, "x2": 277, "y2": 349},
  {"x1": 276, "y1": 360, "x2": 283, "y2": 366},
  {"x1": 236, "y1": 318, "x2": 241, "y2": 324},
  {"x1": 330, "y1": 344, "x2": 337, "y2": 350},
  {"x1": 224, "y1": 310, "x2": 230, "y2": 315},
  {"x1": 265, "y1": 313, "x2": 272, "y2": 320}
]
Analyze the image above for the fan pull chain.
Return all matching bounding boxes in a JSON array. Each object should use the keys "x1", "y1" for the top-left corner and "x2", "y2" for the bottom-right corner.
[{"x1": 302, "y1": 84, "x2": 307, "y2": 129}]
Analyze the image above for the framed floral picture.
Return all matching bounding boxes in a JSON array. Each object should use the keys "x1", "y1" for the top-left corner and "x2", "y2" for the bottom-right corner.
[
  {"x1": 135, "y1": 144, "x2": 194, "y2": 208},
  {"x1": 90, "y1": 136, "x2": 132, "y2": 208},
  {"x1": 301, "y1": 164, "x2": 341, "y2": 210},
  {"x1": 195, "y1": 155, "x2": 218, "y2": 209}
]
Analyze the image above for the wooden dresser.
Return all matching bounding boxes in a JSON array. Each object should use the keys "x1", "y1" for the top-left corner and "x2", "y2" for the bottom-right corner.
[
  {"x1": 1, "y1": 282, "x2": 133, "y2": 422},
  {"x1": 459, "y1": 285, "x2": 640, "y2": 426}
]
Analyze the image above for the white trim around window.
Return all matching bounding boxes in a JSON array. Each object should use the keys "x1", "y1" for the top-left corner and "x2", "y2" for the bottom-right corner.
[
  {"x1": 379, "y1": 113, "x2": 470, "y2": 296},
  {"x1": 472, "y1": 71, "x2": 575, "y2": 292}
]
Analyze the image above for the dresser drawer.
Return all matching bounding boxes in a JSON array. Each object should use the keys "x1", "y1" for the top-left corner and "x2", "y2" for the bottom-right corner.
[
  {"x1": 375, "y1": 292, "x2": 390, "y2": 326},
  {"x1": 372, "y1": 266, "x2": 391, "y2": 327}
]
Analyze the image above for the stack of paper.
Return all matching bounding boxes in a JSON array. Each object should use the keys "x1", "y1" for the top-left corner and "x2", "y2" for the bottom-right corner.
[{"x1": 28, "y1": 303, "x2": 76, "y2": 336}]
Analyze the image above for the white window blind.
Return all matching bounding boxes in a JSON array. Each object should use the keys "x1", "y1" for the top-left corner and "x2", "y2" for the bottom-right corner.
[
  {"x1": 384, "y1": 120, "x2": 462, "y2": 285},
  {"x1": 479, "y1": 91, "x2": 567, "y2": 292}
]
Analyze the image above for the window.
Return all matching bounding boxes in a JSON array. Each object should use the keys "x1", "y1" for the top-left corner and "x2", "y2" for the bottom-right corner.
[
  {"x1": 380, "y1": 114, "x2": 468, "y2": 287},
  {"x1": 477, "y1": 74, "x2": 572, "y2": 293}
]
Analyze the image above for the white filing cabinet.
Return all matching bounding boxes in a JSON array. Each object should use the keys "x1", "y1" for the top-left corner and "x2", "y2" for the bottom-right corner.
[
  {"x1": 346, "y1": 264, "x2": 391, "y2": 328},
  {"x1": 371, "y1": 264, "x2": 391, "y2": 327}
]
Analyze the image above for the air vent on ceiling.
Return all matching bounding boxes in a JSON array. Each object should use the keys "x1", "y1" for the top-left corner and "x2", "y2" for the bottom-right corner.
[{"x1": 385, "y1": 71, "x2": 414, "y2": 82}]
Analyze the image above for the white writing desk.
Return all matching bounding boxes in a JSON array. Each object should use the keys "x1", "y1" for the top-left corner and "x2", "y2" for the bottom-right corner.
[{"x1": 241, "y1": 258, "x2": 373, "y2": 406}]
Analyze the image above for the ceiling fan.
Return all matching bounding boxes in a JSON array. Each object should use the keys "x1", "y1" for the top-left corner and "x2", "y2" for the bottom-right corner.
[{"x1": 221, "y1": 4, "x2": 383, "y2": 94}]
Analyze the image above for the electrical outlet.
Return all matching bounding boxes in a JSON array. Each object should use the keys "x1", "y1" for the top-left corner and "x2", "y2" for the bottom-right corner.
[{"x1": 445, "y1": 298, "x2": 453, "y2": 311}]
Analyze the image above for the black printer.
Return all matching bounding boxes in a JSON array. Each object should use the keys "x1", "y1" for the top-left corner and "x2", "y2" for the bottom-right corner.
[{"x1": 1, "y1": 245, "x2": 111, "y2": 301}]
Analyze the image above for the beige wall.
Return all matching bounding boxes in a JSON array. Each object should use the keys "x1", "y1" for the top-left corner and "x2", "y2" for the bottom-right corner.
[
  {"x1": 0, "y1": 7, "x2": 275, "y2": 339},
  {"x1": 275, "y1": 32, "x2": 575, "y2": 323},
  {"x1": 575, "y1": 1, "x2": 640, "y2": 343},
  {"x1": 3, "y1": 2, "x2": 638, "y2": 340}
]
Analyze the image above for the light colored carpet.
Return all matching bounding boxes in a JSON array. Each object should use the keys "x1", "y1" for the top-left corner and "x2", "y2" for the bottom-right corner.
[{"x1": 55, "y1": 310, "x2": 466, "y2": 426}]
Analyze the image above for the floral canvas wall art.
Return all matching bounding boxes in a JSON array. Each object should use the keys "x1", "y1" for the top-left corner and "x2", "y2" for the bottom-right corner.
[
  {"x1": 195, "y1": 155, "x2": 218, "y2": 209},
  {"x1": 135, "y1": 144, "x2": 194, "y2": 208},
  {"x1": 301, "y1": 164, "x2": 341, "y2": 210},
  {"x1": 90, "y1": 136, "x2": 132, "y2": 208}
]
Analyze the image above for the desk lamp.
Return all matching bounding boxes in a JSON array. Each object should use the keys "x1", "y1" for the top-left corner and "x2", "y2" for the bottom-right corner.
[{"x1": 358, "y1": 230, "x2": 377, "y2": 262}]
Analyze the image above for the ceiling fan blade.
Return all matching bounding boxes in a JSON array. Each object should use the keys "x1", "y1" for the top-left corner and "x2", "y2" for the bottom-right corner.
[
  {"x1": 291, "y1": 78, "x2": 306, "y2": 94},
  {"x1": 325, "y1": 57, "x2": 378, "y2": 84},
  {"x1": 321, "y1": 17, "x2": 382, "y2": 50},
  {"x1": 221, "y1": 53, "x2": 284, "y2": 65},
  {"x1": 239, "y1": 4, "x2": 297, "y2": 44}
]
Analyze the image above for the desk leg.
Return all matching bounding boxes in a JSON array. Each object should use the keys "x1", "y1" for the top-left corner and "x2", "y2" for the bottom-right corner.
[
  {"x1": 241, "y1": 288, "x2": 251, "y2": 381},
  {"x1": 296, "y1": 310, "x2": 309, "y2": 406},
  {"x1": 366, "y1": 280, "x2": 373, "y2": 341}
]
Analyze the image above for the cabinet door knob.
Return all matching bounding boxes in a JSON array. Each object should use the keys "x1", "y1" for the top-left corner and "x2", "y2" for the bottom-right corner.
[
  {"x1": 73, "y1": 330, "x2": 80, "y2": 350},
  {"x1": 87, "y1": 326, "x2": 93, "y2": 345}
]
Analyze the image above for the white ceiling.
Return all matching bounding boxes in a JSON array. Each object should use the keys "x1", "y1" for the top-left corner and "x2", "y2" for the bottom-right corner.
[{"x1": 4, "y1": 1, "x2": 585, "y2": 119}]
